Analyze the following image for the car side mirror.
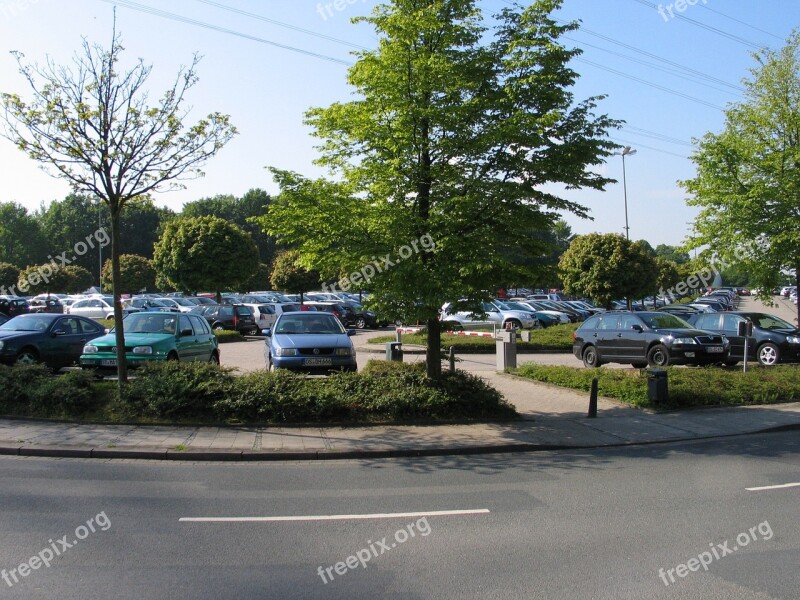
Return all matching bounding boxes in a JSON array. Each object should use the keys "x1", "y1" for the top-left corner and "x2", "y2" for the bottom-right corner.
[
  {"x1": 180, "y1": 328, "x2": 193, "y2": 337},
  {"x1": 347, "y1": 329, "x2": 357, "y2": 336},
  {"x1": 631, "y1": 324, "x2": 643, "y2": 332},
  {"x1": 52, "y1": 329, "x2": 65, "y2": 337},
  {"x1": 262, "y1": 328, "x2": 271, "y2": 337}
]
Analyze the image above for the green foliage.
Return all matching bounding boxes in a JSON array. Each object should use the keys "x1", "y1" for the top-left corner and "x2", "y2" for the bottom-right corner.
[
  {"x1": 514, "y1": 364, "x2": 800, "y2": 409},
  {"x1": 122, "y1": 362, "x2": 236, "y2": 419},
  {"x1": 62, "y1": 265, "x2": 94, "y2": 293},
  {"x1": 370, "y1": 323, "x2": 577, "y2": 353},
  {"x1": 259, "y1": 0, "x2": 620, "y2": 377},
  {"x1": 17, "y1": 262, "x2": 71, "y2": 295},
  {"x1": 559, "y1": 233, "x2": 658, "y2": 308},
  {"x1": 654, "y1": 244, "x2": 690, "y2": 265},
  {"x1": 0, "y1": 262, "x2": 20, "y2": 291},
  {"x1": 101, "y1": 254, "x2": 156, "y2": 294},
  {"x1": 214, "y1": 330, "x2": 244, "y2": 343},
  {"x1": 0, "y1": 365, "x2": 105, "y2": 418},
  {"x1": 0, "y1": 202, "x2": 48, "y2": 268},
  {"x1": 153, "y1": 215, "x2": 260, "y2": 297},
  {"x1": 681, "y1": 31, "x2": 800, "y2": 321},
  {"x1": 269, "y1": 250, "x2": 320, "y2": 298},
  {"x1": 243, "y1": 262, "x2": 273, "y2": 293}
]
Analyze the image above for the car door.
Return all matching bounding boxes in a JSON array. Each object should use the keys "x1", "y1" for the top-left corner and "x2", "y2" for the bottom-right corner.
[
  {"x1": 189, "y1": 315, "x2": 215, "y2": 361},
  {"x1": 720, "y1": 314, "x2": 750, "y2": 360},
  {"x1": 615, "y1": 314, "x2": 647, "y2": 359},
  {"x1": 594, "y1": 314, "x2": 620, "y2": 358},
  {"x1": 45, "y1": 317, "x2": 88, "y2": 366},
  {"x1": 176, "y1": 314, "x2": 200, "y2": 361}
]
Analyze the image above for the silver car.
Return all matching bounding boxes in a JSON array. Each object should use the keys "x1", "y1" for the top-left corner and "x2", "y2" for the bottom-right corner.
[{"x1": 441, "y1": 300, "x2": 538, "y2": 330}]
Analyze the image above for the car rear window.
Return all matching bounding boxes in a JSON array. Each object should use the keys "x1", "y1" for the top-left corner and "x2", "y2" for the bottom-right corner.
[{"x1": 235, "y1": 306, "x2": 252, "y2": 316}]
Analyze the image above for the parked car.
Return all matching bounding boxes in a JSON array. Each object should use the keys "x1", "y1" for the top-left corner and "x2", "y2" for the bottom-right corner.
[
  {"x1": 303, "y1": 301, "x2": 357, "y2": 327},
  {"x1": 0, "y1": 313, "x2": 106, "y2": 369},
  {"x1": 0, "y1": 313, "x2": 8, "y2": 326},
  {"x1": 124, "y1": 297, "x2": 179, "y2": 313},
  {"x1": 340, "y1": 301, "x2": 379, "y2": 329},
  {"x1": 28, "y1": 297, "x2": 64, "y2": 314},
  {"x1": 263, "y1": 311, "x2": 357, "y2": 373},
  {"x1": 81, "y1": 311, "x2": 219, "y2": 371},
  {"x1": 441, "y1": 300, "x2": 538, "y2": 330},
  {"x1": 572, "y1": 310, "x2": 730, "y2": 368},
  {"x1": 0, "y1": 296, "x2": 31, "y2": 318},
  {"x1": 191, "y1": 303, "x2": 258, "y2": 335},
  {"x1": 688, "y1": 311, "x2": 800, "y2": 366},
  {"x1": 184, "y1": 296, "x2": 217, "y2": 306},
  {"x1": 154, "y1": 297, "x2": 196, "y2": 313},
  {"x1": 514, "y1": 300, "x2": 571, "y2": 325},
  {"x1": 69, "y1": 296, "x2": 140, "y2": 320}
]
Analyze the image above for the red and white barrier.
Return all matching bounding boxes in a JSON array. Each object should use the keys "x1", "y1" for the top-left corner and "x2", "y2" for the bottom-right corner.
[
  {"x1": 448, "y1": 330, "x2": 495, "y2": 338},
  {"x1": 395, "y1": 326, "x2": 425, "y2": 334}
]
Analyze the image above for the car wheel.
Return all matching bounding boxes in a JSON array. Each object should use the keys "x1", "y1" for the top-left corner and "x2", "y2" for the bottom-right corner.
[
  {"x1": 15, "y1": 347, "x2": 40, "y2": 366},
  {"x1": 757, "y1": 342, "x2": 780, "y2": 366},
  {"x1": 356, "y1": 317, "x2": 367, "y2": 329},
  {"x1": 647, "y1": 344, "x2": 670, "y2": 367},
  {"x1": 209, "y1": 352, "x2": 220, "y2": 365},
  {"x1": 268, "y1": 359, "x2": 276, "y2": 373},
  {"x1": 504, "y1": 319, "x2": 522, "y2": 330},
  {"x1": 582, "y1": 345, "x2": 601, "y2": 368},
  {"x1": 166, "y1": 352, "x2": 179, "y2": 361},
  {"x1": 631, "y1": 362, "x2": 647, "y2": 369}
]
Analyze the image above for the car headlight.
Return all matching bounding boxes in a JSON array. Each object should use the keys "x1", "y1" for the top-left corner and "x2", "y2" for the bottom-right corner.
[
  {"x1": 275, "y1": 348, "x2": 298, "y2": 357},
  {"x1": 132, "y1": 346, "x2": 153, "y2": 355},
  {"x1": 787, "y1": 336, "x2": 800, "y2": 344},
  {"x1": 83, "y1": 345, "x2": 98, "y2": 353},
  {"x1": 335, "y1": 347, "x2": 354, "y2": 356},
  {"x1": 673, "y1": 337, "x2": 697, "y2": 345}
]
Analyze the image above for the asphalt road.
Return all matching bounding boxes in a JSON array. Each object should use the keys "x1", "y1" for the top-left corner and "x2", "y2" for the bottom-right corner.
[{"x1": 1, "y1": 431, "x2": 797, "y2": 599}]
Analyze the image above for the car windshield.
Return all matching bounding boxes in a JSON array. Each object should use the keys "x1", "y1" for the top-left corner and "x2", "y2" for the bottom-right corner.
[
  {"x1": 118, "y1": 313, "x2": 178, "y2": 334},
  {"x1": 275, "y1": 315, "x2": 344, "y2": 334},
  {"x1": 0, "y1": 315, "x2": 51, "y2": 331},
  {"x1": 637, "y1": 313, "x2": 691, "y2": 329},
  {"x1": 493, "y1": 300, "x2": 512, "y2": 310},
  {"x1": 744, "y1": 313, "x2": 795, "y2": 331},
  {"x1": 504, "y1": 301, "x2": 530, "y2": 311},
  {"x1": 170, "y1": 298, "x2": 194, "y2": 306}
]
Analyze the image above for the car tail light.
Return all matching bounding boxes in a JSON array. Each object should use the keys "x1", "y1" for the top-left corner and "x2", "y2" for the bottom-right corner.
[{"x1": 572, "y1": 331, "x2": 577, "y2": 341}]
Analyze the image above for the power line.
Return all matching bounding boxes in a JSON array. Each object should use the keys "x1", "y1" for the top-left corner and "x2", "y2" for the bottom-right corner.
[
  {"x1": 697, "y1": 3, "x2": 783, "y2": 42},
  {"x1": 99, "y1": 0, "x2": 353, "y2": 66},
  {"x1": 609, "y1": 137, "x2": 690, "y2": 159},
  {"x1": 623, "y1": 126, "x2": 692, "y2": 147}
]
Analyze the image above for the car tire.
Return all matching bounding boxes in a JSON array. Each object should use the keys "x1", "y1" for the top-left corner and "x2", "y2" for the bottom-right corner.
[
  {"x1": 356, "y1": 317, "x2": 367, "y2": 329},
  {"x1": 209, "y1": 352, "x2": 220, "y2": 365},
  {"x1": 631, "y1": 362, "x2": 647, "y2": 369},
  {"x1": 504, "y1": 319, "x2": 522, "y2": 330},
  {"x1": 647, "y1": 344, "x2": 670, "y2": 367},
  {"x1": 166, "y1": 351, "x2": 179, "y2": 361},
  {"x1": 15, "y1": 347, "x2": 40, "y2": 366},
  {"x1": 582, "y1": 345, "x2": 601, "y2": 368},
  {"x1": 757, "y1": 342, "x2": 780, "y2": 366}
]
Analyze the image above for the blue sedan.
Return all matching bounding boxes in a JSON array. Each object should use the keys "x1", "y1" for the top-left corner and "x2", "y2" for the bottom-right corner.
[{"x1": 264, "y1": 312, "x2": 357, "y2": 373}]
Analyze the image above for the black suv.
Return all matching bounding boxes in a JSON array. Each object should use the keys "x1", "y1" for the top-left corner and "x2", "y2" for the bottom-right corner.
[
  {"x1": 688, "y1": 311, "x2": 800, "y2": 366},
  {"x1": 0, "y1": 297, "x2": 30, "y2": 318},
  {"x1": 573, "y1": 310, "x2": 730, "y2": 368},
  {"x1": 193, "y1": 304, "x2": 257, "y2": 336}
]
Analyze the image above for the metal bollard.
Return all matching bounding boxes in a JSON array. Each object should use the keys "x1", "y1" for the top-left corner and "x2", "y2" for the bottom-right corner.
[
  {"x1": 588, "y1": 378, "x2": 598, "y2": 418},
  {"x1": 496, "y1": 330, "x2": 517, "y2": 371},
  {"x1": 448, "y1": 345, "x2": 455, "y2": 373}
]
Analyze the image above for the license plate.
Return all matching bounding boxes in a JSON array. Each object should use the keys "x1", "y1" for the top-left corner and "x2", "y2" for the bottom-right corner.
[
  {"x1": 303, "y1": 358, "x2": 332, "y2": 366},
  {"x1": 101, "y1": 359, "x2": 117, "y2": 366},
  {"x1": 707, "y1": 346, "x2": 724, "y2": 353}
]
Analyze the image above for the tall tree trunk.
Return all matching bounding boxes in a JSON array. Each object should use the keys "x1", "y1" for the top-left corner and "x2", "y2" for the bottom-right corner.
[
  {"x1": 110, "y1": 205, "x2": 128, "y2": 392},
  {"x1": 426, "y1": 316, "x2": 441, "y2": 378},
  {"x1": 795, "y1": 268, "x2": 799, "y2": 325}
]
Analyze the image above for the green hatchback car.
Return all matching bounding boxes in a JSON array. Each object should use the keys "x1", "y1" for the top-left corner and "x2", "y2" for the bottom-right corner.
[{"x1": 80, "y1": 311, "x2": 219, "y2": 371}]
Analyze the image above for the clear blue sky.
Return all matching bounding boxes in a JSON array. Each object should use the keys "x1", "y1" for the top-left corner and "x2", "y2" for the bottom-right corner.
[{"x1": 1, "y1": 0, "x2": 797, "y2": 248}]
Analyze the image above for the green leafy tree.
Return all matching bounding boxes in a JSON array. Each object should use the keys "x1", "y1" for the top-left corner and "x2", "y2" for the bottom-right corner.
[
  {"x1": 654, "y1": 257, "x2": 681, "y2": 300},
  {"x1": 62, "y1": 265, "x2": 94, "y2": 294},
  {"x1": 260, "y1": 0, "x2": 619, "y2": 376},
  {"x1": 182, "y1": 188, "x2": 277, "y2": 265},
  {"x1": 559, "y1": 234, "x2": 658, "y2": 308},
  {"x1": 269, "y1": 250, "x2": 320, "y2": 302},
  {"x1": 682, "y1": 31, "x2": 800, "y2": 322},
  {"x1": 16, "y1": 263, "x2": 71, "y2": 295},
  {"x1": 101, "y1": 255, "x2": 156, "y2": 294},
  {"x1": 0, "y1": 202, "x2": 48, "y2": 268},
  {"x1": 153, "y1": 216, "x2": 259, "y2": 301},
  {"x1": 1, "y1": 31, "x2": 236, "y2": 387},
  {"x1": 243, "y1": 262, "x2": 273, "y2": 292},
  {"x1": 654, "y1": 244, "x2": 690, "y2": 265},
  {"x1": 0, "y1": 262, "x2": 20, "y2": 293}
]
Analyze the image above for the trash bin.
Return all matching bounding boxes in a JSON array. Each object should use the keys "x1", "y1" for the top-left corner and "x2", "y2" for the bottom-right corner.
[
  {"x1": 647, "y1": 368, "x2": 669, "y2": 404},
  {"x1": 385, "y1": 342, "x2": 403, "y2": 362}
]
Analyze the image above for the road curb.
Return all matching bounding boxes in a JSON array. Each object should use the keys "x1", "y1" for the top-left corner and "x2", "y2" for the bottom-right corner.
[{"x1": 2, "y1": 423, "x2": 798, "y2": 461}]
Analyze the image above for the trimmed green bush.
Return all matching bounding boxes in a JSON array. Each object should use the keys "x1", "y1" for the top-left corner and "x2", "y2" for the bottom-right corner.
[
  {"x1": 514, "y1": 364, "x2": 800, "y2": 409},
  {"x1": 214, "y1": 330, "x2": 245, "y2": 343}
]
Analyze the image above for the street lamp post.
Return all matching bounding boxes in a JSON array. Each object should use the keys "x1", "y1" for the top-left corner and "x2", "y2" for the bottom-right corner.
[{"x1": 615, "y1": 146, "x2": 637, "y2": 240}]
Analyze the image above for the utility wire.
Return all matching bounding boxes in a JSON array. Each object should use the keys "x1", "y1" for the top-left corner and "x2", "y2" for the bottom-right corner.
[{"x1": 99, "y1": 0, "x2": 354, "y2": 66}]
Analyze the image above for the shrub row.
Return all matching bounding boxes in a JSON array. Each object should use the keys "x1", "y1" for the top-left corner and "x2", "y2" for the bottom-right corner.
[
  {"x1": 514, "y1": 364, "x2": 800, "y2": 409},
  {"x1": 0, "y1": 360, "x2": 517, "y2": 424}
]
